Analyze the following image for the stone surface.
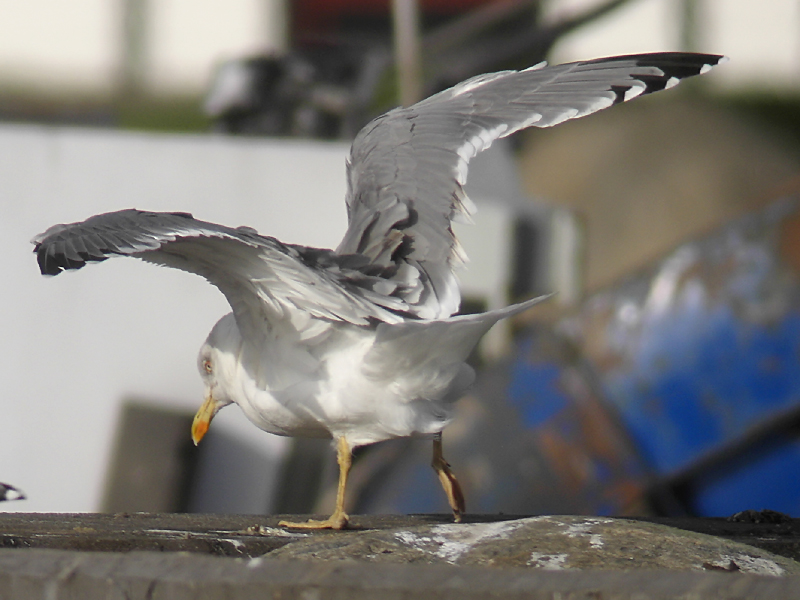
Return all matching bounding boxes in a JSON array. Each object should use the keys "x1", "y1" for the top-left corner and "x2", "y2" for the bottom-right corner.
[
  {"x1": 2, "y1": 547, "x2": 800, "y2": 600},
  {"x1": 3, "y1": 512, "x2": 800, "y2": 568},
  {"x1": 3, "y1": 514, "x2": 800, "y2": 599},
  {"x1": 268, "y1": 515, "x2": 800, "y2": 576}
]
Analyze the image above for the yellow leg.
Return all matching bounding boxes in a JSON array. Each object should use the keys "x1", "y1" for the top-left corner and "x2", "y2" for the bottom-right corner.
[
  {"x1": 279, "y1": 436, "x2": 351, "y2": 530},
  {"x1": 432, "y1": 433, "x2": 465, "y2": 523}
]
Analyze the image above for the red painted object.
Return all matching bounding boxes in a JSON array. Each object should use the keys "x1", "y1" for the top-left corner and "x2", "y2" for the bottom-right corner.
[{"x1": 293, "y1": 0, "x2": 497, "y2": 36}]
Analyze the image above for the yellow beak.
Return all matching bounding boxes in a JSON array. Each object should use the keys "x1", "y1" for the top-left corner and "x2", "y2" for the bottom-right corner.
[{"x1": 191, "y1": 394, "x2": 218, "y2": 445}]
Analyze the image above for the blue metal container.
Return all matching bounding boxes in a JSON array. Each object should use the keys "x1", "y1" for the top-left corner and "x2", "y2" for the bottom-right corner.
[{"x1": 535, "y1": 195, "x2": 800, "y2": 516}]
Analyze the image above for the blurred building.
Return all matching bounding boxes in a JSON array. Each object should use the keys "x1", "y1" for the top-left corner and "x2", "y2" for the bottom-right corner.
[{"x1": 0, "y1": 0, "x2": 799, "y2": 99}]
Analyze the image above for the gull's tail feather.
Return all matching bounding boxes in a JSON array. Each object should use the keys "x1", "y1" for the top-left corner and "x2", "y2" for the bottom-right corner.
[{"x1": 365, "y1": 294, "x2": 551, "y2": 387}]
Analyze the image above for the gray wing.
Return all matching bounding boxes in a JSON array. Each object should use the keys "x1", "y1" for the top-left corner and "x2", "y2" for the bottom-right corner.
[
  {"x1": 338, "y1": 52, "x2": 727, "y2": 319},
  {"x1": 32, "y1": 209, "x2": 410, "y2": 333}
]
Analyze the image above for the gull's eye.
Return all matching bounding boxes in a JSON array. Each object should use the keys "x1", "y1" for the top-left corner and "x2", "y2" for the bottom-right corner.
[{"x1": 203, "y1": 359, "x2": 213, "y2": 374}]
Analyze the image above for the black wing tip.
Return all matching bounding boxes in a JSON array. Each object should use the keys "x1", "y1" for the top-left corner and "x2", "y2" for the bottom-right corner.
[
  {"x1": 31, "y1": 208, "x2": 234, "y2": 276},
  {"x1": 633, "y1": 52, "x2": 727, "y2": 79},
  {"x1": 599, "y1": 52, "x2": 726, "y2": 104},
  {"x1": 34, "y1": 241, "x2": 104, "y2": 276},
  {"x1": 31, "y1": 208, "x2": 155, "y2": 276},
  {"x1": 0, "y1": 483, "x2": 25, "y2": 502},
  {"x1": 593, "y1": 51, "x2": 727, "y2": 69}
]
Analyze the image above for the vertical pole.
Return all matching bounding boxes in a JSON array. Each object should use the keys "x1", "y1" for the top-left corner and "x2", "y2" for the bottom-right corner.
[
  {"x1": 679, "y1": 0, "x2": 699, "y2": 53},
  {"x1": 549, "y1": 207, "x2": 584, "y2": 307},
  {"x1": 119, "y1": 0, "x2": 148, "y2": 97},
  {"x1": 263, "y1": 0, "x2": 290, "y2": 53},
  {"x1": 678, "y1": 0, "x2": 706, "y2": 94},
  {"x1": 392, "y1": 0, "x2": 423, "y2": 106}
]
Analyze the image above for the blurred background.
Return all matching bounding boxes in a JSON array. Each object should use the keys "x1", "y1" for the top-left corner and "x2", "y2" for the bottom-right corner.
[{"x1": 1, "y1": 0, "x2": 800, "y2": 519}]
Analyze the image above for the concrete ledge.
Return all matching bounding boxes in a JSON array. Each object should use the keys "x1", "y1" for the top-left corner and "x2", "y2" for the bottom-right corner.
[
  {"x1": 3, "y1": 513, "x2": 800, "y2": 598},
  {"x1": 3, "y1": 513, "x2": 800, "y2": 560},
  {"x1": 2, "y1": 547, "x2": 799, "y2": 600}
]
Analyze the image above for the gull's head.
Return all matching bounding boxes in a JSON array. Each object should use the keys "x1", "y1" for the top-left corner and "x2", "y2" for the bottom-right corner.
[{"x1": 191, "y1": 314, "x2": 242, "y2": 445}]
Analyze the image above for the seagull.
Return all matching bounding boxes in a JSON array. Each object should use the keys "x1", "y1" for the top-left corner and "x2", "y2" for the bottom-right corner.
[
  {"x1": 0, "y1": 483, "x2": 25, "y2": 502},
  {"x1": 32, "y1": 52, "x2": 725, "y2": 529}
]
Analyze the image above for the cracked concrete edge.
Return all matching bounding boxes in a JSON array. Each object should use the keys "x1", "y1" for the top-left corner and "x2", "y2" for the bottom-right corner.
[{"x1": 0, "y1": 548, "x2": 798, "y2": 600}]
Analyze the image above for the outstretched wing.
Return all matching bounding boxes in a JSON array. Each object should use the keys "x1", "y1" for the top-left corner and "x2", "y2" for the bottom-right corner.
[
  {"x1": 32, "y1": 209, "x2": 411, "y2": 335},
  {"x1": 338, "y1": 52, "x2": 726, "y2": 320}
]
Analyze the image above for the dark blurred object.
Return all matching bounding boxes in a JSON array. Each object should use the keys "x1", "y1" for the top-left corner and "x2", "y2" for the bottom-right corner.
[
  {"x1": 204, "y1": 0, "x2": 635, "y2": 138},
  {"x1": 103, "y1": 402, "x2": 285, "y2": 515},
  {"x1": 728, "y1": 509, "x2": 792, "y2": 524},
  {"x1": 101, "y1": 402, "x2": 197, "y2": 513},
  {"x1": 272, "y1": 438, "x2": 330, "y2": 514},
  {"x1": 421, "y1": 0, "x2": 633, "y2": 91},
  {"x1": 717, "y1": 93, "x2": 800, "y2": 152},
  {"x1": 205, "y1": 43, "x2": 389, "y2": 138},
  {"x1": 0, "y1": 482, "x2": 25, "y2": 502},
  {"x1": 290, "y1": 0, "x2": 635, "y2": 91}
]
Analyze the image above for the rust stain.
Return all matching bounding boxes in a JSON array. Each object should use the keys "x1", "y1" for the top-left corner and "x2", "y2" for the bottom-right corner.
[
  {"x1": 779, "y1": 210, "x2": 800, "y2": 274},
  {"x1": 532, "y1": 367, "x2": 648, "y2": 512}
]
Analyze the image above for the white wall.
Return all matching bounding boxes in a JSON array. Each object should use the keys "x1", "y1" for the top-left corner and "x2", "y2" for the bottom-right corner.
[
  {"x1": 0, "y1": 0, "x2": 279, "y2": 95},
  {"x1": 0, "y1": 0, "x2": 798, "y2": 96},
  {"x1": 0, "y1": 0, "x2": 119, "y2": 93},
  {"x1": 148, "y1": 0, "x2": 280, "y2": 92}
]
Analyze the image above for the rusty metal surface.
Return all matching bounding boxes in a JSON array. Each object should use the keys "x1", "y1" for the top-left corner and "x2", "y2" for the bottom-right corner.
[{"x1": 500, "y1": 329, "x2": 652, "y2": 516}]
